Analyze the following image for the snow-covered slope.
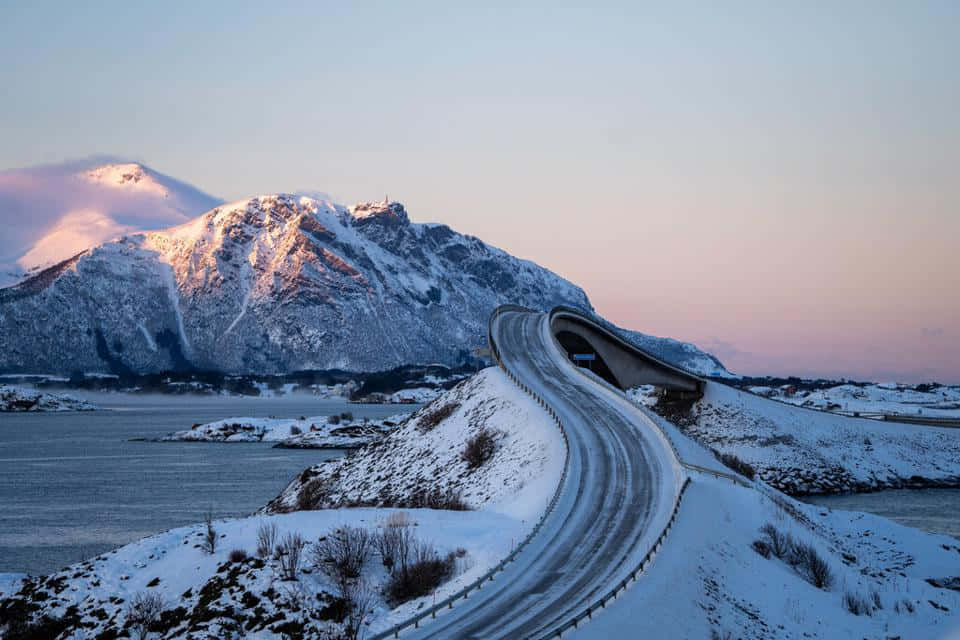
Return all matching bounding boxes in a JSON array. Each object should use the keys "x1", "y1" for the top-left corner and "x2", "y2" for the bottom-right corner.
[
  {"x1": 0, "y1": 195, "x2": 592, "y2": 374},
  {"x1": 267, "y1": 367, "x2": 565, "y2": 520},
  {"x1": 651, "y1": 382, "x2": 960, "y2": 495},
  {"x1": 0, "y1": 160, "x2": 221, "y2": 285},
  {"x1": 0, "y1": 365, "x2": 563, "y2": 639},
  {"x1": 573, "y1": 475, "x2": 960, "y2": 639}
]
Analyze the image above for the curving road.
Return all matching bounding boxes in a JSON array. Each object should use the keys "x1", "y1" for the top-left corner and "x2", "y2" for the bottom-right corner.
[{"x1": 399, "y1": 309, "x2": 678, "y2": 639}]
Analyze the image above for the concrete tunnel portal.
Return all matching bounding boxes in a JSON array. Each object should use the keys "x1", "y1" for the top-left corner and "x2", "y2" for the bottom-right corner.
[{"x1": 549, "y1": 308, "x2": 704, "y2": 400}]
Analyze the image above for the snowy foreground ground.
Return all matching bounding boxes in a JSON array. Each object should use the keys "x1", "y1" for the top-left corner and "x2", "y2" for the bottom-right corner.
[
  {"x1": 633, "y1": 382, "x2": 960, "y2": 495},
  {"x1": 2, "y1": 370, "x2": 960, "y2": 638},
  {"x1": 0, "y1": 385, "x2": 97, "y2": 412},
  {"x1": 160, "y1": 413, "x2": 411, "y2": 449}
]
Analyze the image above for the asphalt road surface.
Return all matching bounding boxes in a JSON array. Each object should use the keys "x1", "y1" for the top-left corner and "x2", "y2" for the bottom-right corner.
[{"x1": 400, "y1": 309, "x2": 672, "y2": 639}]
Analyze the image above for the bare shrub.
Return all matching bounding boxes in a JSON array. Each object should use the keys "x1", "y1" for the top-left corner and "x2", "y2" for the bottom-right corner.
[
  {"x1": 793, "y1": 541, "x2": 833, "y2": 589},
  {"x1": 715, "y1": 451, "x2": 756, "y2": 479},
  {"x1": 462, "y1": 427, "x2": 497, "y2": 469},
  {"x1": 870, "y1": 590, "x2": 883, "y2": 610},
  {"x1": 843, "y1": 591, "x2": 873, "y2": 616},
  {"x1": 340, "y1": 411, "x2": 354, "y2": 422},
  {"x1": 418, "y1": 402, "x2": 460, "y2": 432},
  {"x1": 257, "y1": 521, "x2": 279, "y2": 559},
  {"x1": 201, "y1": 511, "x2": 217, "y2": 555},
  {"x1": 228, "y1": 548, "x2": 248, "y2": 563},
  {"x1": 409, "y1": 485, "x2": 470, "y2": 510},
  {"x1": 290, "y1": 425, "x2": 302, "y2": 436},
  {"x1": 342, "y1": 578, "x2": 377, "y2": 640},
  {"x1": 126, "y1": 591, "x2": 166, "y2": 640},
  {"x1": 386, "y1": 540, "x2": 456, "y2": 605},
  {"x1": 751, "y1": 539, "x2": 771, "y2": 558},
  {"x1": 376, "y1": 513, "x2": 414, "y2": 571},
  {"x1": 277, "y1": 532, "x2": 307, "y2": 581},
  {"x1": 759, "y1": 523, "x2": 791, "y2": 559},
  {"x1": 328, "y1": 414, "x2": 341, "y2": 425},
  {"x1": 315, "y1": 526, "x2": 373, "y2": 586}
]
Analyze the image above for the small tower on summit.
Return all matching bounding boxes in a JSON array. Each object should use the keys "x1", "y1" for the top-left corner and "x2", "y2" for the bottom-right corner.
[{"x1": 383, "y1": 194, "x2": 389, "y2": 205}]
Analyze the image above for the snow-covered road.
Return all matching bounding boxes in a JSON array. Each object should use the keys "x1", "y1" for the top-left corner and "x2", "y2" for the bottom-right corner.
[{"x1": 393, "y1": 309, "x2": 680, "y2": 639}]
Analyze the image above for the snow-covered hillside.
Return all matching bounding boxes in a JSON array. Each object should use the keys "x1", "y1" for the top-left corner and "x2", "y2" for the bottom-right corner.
[
  {"x1": 266, "y1": 368, "x2": 565, "y2": 519},
  {"x1": 0, "y1": 195, "x2": 593, "y2": 374},
  {"x1": 0, "y1": 160, "x2": 220, "y2": 285},
  {"x1": 0, "y1": 385, "x2": 97, "y2": 412},
  {"x1": 574, "y1": 475, "x2": 960, "y2": 639},
  {"x1": 641, "y1": 382, "x2": 960, "y2": 495},
  {"x1": 0, "y1": 367, "x2": 563, "y2": 639}
]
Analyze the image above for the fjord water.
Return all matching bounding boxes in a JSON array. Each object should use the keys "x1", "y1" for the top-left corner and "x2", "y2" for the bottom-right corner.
[
  {"x1": 0, "y1": 393, "x2": 409, "y2": 575},
  {"x1": 804, "y1": 489, "x2": 960, "y2": 540}
]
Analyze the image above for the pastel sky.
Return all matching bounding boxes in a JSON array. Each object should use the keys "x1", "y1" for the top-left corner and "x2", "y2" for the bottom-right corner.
[{"x1": 2, "y1": 2, "x2": 958, "y2": 383}]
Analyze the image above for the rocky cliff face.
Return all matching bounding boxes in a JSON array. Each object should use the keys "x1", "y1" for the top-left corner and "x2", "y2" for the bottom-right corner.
[{"x1": 0, "y1": 195, "x2": 592, "y2": 374}]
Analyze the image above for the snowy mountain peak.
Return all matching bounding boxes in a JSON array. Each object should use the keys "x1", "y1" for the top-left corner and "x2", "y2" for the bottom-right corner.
[
  {"x1": 0, "y1": 159, "x2": 221, "y2": 286},
  {"x1": 348, "y1": 199, "x2": 409, "y2": 225},
  {"x1": 79, "y1": 163, "x2": 168, "y2": 197}
]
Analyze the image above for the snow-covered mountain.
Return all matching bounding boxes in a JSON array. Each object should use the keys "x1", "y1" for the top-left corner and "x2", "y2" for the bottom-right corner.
[
  {"x1": 0, "y1": 160, "x2": 221, "y2": 285},
  {"x1": 0, "y1": 195, "x2": 595, "y2": 374}
]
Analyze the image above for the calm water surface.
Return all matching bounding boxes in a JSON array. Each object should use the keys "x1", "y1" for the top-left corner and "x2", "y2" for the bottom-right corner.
[
  {"x1": 0, "y1": 393, "x2": 413, "y2": 575},
  {"x1": 804, "y1": 489, "x2": 960, "y2": 540}
]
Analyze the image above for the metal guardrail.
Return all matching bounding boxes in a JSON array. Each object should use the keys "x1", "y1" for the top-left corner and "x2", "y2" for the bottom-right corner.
[{"x1": 369, "y1": 305, "x2": 570, "y2": 640}]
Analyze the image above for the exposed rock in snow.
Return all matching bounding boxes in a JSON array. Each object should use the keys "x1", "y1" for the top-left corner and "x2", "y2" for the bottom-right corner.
[
  {"x1": 160, "y1": 412, "x2": 411, "y2": 449},
  {"x1": 643, "y1": 381, "x2": 960, "y2": 495},
  {"x1": 0, "y1": 385, "x2": 97, "y2": 412}
]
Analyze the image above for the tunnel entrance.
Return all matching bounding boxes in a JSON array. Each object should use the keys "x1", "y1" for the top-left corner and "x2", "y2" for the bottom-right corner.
[
  {"x1": 550, "y1": 309, "x2": 704, "y2": 400},
  {"x1": 555, "y1": 330, "x2": 622, "y2": 388}
]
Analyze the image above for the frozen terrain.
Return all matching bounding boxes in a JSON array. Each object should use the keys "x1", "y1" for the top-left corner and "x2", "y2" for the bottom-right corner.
[
  {"x1": 160, "y1": 412, "x2": 411, "y2": 449},
  {"x1": 0, "y1": 385, "x2": 97, "y2": 412},
  {"x1": 266, "y1": 368, "x2": 565, "y2": 518},
  {"x1": 0, "y1": 367, "x2": 564, "y2": 638},
  {"x1": 572, "y1": 474, "x2": 960, "y2": 640},
  {"x1": 633, "y1": 382, "x2": 960, "y2": 495}
]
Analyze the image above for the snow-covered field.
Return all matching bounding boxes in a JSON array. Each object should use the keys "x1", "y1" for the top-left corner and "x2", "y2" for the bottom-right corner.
[
  {"x1": 634, "y1": 382, "x2": 960, "y2": 495},
  {"x1": 0, "y1": 385, "x2": 97, "y2": 412},
  {"x1": 0, "y1": 367, "x2": 564, "y2": 638},
  {"x1": 4, "y1": 366, "x2": 960, "y2": 639},
  {"x1": 750, "y1": 382, "x2": 960, "y2": 419},
  {"x1": 573, "y1": 475, "x2": 960, "y2": 639},
  {"x1": 160, "y1": 413, "x2": 410, "y2": 449}
]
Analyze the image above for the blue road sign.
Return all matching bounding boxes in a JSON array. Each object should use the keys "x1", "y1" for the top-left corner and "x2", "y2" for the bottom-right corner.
[{"x1": 572, "y1": 353, "x2": 596, "y2": 361}]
